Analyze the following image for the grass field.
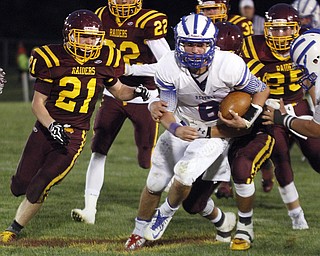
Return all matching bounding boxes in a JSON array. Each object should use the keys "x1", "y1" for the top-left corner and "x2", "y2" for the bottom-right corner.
[{"x1": 1, "y1": 101, "x2": 320, "y2": 256}]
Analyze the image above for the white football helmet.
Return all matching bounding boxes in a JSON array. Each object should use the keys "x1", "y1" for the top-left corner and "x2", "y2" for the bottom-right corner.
[
  {"x1": 290, "y1": 29, "x2": 320, "y2": 90},
  {"x1": 292, "y1": 0, "x2": 320, "y2": 28},
  {"x1": 174, "y1": 13, "x2": 217, "y2": 69}
]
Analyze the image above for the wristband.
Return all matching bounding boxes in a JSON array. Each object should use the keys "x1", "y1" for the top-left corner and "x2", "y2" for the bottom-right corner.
[
  {"x1": 168, "y1": 122, "x2": 181, "y2": 135},
  {"x1": 283, "y1": 115, "x2": 297, "y2": 129},
  {"x1": 274, "y1": 110, "x2": 297, "y2": 129}
]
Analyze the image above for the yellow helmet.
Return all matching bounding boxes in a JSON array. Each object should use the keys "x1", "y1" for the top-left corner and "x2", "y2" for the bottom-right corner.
[
  {"x1": 196, "y1": 0, "x2": 229, "y2": 23},
  {"x1": 108, "y1": 0, "x2": 142, "y2": 19},
  {"x1": 63, "y1": 10, "x2": 105, "y2": 63},
  {"x1": 264, "y1": 3, "x2": 300, "y2": 57}
]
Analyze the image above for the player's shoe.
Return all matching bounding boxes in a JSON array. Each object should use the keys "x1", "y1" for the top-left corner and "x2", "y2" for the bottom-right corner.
[
  {"x1": 289, "y1": 210, "x2": 309, "y2": 230},
  {"x1": 0, "y1": 230, "x2": 17, "y2": 243},
  {"x1": 230, "y1": 221, "x2": 254, "y2": 251},
  {"x1": 215, "y1": 181, "x2": 234, "y2": 199},
  {"x1": 144, "y1": 209, "x2": 172, "y2": 241},
  {"x1": 125, "y1": 234, "x2": 146, "y2": 250},
  {"x1": 215, "y1": 212, "x2": 236, "y2": 243},
  {"x1": 71, "y1": 208, "x2": 96, "y2": 224}
]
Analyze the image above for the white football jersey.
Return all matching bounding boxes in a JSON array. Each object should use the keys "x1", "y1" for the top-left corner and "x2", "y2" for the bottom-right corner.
[{"x1": 155, "y1": 50, "x2": 251, "y2": 127}]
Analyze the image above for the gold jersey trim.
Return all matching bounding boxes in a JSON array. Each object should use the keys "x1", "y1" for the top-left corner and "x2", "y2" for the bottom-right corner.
[
  {"x1": 39, "y1": 130, "x2": 87, "y2": 203},
  {"x1": 229, "y1": 15, "x2": 246, "y2": 24},
  {"x1": 246, "y1": 135, "x2": 275, "y2": 184},
  {"x1": 135, "y1": 10, "x2": 165, "y2": 28}
]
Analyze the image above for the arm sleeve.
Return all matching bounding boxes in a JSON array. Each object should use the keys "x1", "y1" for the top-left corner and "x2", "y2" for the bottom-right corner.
[
  {"x1": 146, "y1": 38, "x2": 171, "y2": 61},
  {"x1": 155, "y1": 77, "x2": 177, "y2": 113},
  {"x1": 314, "y1": 104, "x2": 320, "y2": 124}
]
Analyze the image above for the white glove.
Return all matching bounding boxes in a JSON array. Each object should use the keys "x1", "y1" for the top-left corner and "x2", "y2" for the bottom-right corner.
[{"x1": 189, "y1": 120, "x2": 210, "y2": 138}]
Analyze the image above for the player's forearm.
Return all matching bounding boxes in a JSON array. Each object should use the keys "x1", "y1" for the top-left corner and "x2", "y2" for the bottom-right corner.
[
  {"x1": 126, "y1": 63, "x2": 158, "y2": 77},
  {"x1": 31, "y1": 92, "x2": 54, "y2": 128},
  {"x1": 252, "y1": 86, "x2": 270, "y2": 107},
  {"x1": 210, "y1": 124, "x2": 250, "y2": 138},
  {"x1": 291, "y1": 119, "x2": 320, "y2": 138}
]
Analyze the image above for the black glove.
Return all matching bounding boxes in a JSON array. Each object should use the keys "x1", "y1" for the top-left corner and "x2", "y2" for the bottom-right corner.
[
  {"x1": 274, "y1": 110, "x2": 296, "y2": 129},
  {"x1": 48, "y1": 121, "x2": 70, "y2": 146},
  {"x1": 134, "y1": 85, "x2": 150, "y2": 101}
]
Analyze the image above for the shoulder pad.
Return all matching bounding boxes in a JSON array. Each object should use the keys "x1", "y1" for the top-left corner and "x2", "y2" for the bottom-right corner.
[{"x1": 134, "y1": 10, "x2": 167, "y2": 29}]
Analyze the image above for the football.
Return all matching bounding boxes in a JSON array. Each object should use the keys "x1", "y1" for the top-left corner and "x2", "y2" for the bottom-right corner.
[{"x1": 219, "y1": 91, "x2": 252, "y2": 120}]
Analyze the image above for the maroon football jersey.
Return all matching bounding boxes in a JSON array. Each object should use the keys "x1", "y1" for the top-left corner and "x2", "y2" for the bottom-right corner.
[
  {"x1": 228, "y1": 14, "x2": 254, "y2": 38},
  {"x1": 29, "y1": 44, "x2": 124, "y2": 130},
  {"x1": 95, "y1": 7, "x2": 168, "y2": 89},
  {"x1": 241, "y1": 35, "x2": 304, "y2": 104}
]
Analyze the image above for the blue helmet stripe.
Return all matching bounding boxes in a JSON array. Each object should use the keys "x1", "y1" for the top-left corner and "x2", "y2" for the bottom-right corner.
[
  {"x1": 290, "y1": 37, "x2": 306, "y2": 59},
  {"x1": 181, "y1": 16, "x2": 189, "y2": 35},
  {"x1": 296, "y1": 40, "x2": 316, "y2": 65},
  {"x1": 201, "y1": 16, "x2": 212, "y2": 36},
  {"x1": 193, "y1": 14, "x2": 199, "y2": 34}
]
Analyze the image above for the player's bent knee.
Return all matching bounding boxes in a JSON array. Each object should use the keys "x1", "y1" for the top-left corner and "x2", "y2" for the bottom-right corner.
[
  {"x1": 146, "y1": 171, "x2": 172, "y2": 193},
  {"x1": 234, "y1": 183, "x2": 255, "y2": 197},
  {"x1": 174, "y1": 162, "x2": 194, "y2": 186},
  {"x1": 10, "y1": 175, "x2": 28, "y2": 197}
]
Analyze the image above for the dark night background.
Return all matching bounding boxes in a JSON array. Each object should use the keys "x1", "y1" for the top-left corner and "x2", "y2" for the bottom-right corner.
[
  {"x1": 0, "y1": 0, "x2": 296, "y2": 68},
  {"x1": 1, "y1": 0, "x2": 295, "y2": 41}
]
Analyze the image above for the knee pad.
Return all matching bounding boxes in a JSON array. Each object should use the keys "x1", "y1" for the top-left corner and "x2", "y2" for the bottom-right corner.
[
  {"x1": 278, "y1": 182, "x2": 299, "y2": 204},
  {"x1": 174, "y1": 162, "x2": 194, "y2": 186},
  {"x1": 146, "y1": 170, "x2": 172, "y2": 193},
  {"x1": 234, "y1": 183, "x2": 255, "y2": 197}
]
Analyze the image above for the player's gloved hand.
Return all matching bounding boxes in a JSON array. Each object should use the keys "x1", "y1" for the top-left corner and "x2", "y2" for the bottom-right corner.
[
  {"x1": 48, "y1": 121, "x2": 70, "y2": 146},
  {"x1": 134, "y1": 85, "x2": 150, "y2": 101},
  {"x1": 0, "y1": 68, "x2": 7, "y2": 95}
]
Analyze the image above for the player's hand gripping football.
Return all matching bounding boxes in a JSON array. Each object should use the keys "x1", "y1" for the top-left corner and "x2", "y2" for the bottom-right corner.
[
  {"x1": 0, "y1": 68, "x2": 7, "y2": 94},
  {"x1": 134, "y1": 85, "x2": 150, "y2": 101},
  {"x1": 218, "y1": 110, "x2": 247, "y2": 129},
  {"x1": 48, "y1": 121, "x2": 71, "y2": 146}
]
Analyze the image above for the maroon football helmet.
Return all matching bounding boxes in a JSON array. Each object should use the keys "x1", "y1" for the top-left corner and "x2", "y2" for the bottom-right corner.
[
  {"x1": 196, "y1": 0, "x2": 230, "y2": 23},
  {"x1": 264, "y1": 3, "x2": 300, "y2": 58},
  {"x1": 215, "y1": 21, "x2": 243, "y2": 55},
  {"x1": 63, "y1": 9, "x2": 105, "y2": 62}
]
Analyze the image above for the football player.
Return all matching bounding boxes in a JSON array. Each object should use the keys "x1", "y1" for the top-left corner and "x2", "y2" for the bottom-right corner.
[
  {"x1": 196, "y1": 0, "x2": 254, "y2": 37},
  {"x1": 0, "y1": 9, "x2": 150, "y2": 243},
  {"x1": 292, "y1": 0, "x2": 320, "y2": 30},
  {"x1": 71, "y1": 0, "x2": 171, "y2": 225},
  {"x1": 242, "y1": 3, "x2": 320, "y2": 235},
  {"x1": 180, "y1": 21, "x2": 275, "y2": 251},
  {"x1": 0, "y1": 68, "x2": 6, "y2": 94},
  {"x1": 196, "y1": 0, "x2": 275, "y2": 198},
  {"x1": 263, "y1": 29, "x2": 320, "y2": 138},
  {"x1": 125, "y1": 13, "x2": 269, "y2": 250}
]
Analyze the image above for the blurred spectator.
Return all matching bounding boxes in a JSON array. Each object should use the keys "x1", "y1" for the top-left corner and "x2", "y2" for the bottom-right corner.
[
  {"x1": 292, "y1": 0, "x2": 320, "y2": 29},
  {"x1": 16, "y1": 42, "x2": 29, "y2": 72},
  {"x1": 16, "y1": 42, "x2": 30, "y2": 102},
  {"x1": 239, "y1": 0, "x2": 264, "y2": 35}
]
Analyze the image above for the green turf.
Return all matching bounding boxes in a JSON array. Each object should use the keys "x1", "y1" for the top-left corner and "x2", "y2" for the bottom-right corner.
[{"x1": 0, "y1": 102, "x2": 320, "y2": 256}]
